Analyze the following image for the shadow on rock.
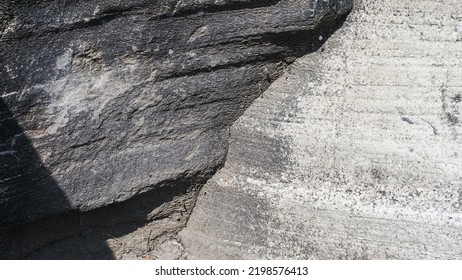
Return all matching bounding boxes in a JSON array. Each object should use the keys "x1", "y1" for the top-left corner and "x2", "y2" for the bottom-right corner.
[
  {"x1": 0, "y1": 97, "x2": 208, "y2": 259},
  {"x1": 1, "y1": 169, "x2": 204, "y2": 259},
  {"x1": 0, "y1": 98, "x2": 109, "y2": 258}
]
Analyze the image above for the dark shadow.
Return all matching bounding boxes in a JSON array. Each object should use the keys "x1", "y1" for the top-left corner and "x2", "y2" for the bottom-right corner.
[
  {"x1": 0, "y1": 98, "x2": 211, "y2": 259},
  {"x1": 0, "y1": 98, "x2": 111, "y2": 258},
  {"x1": 259, "y1": 11, "x2": 351, "y2": 61},
  {"x1": 0, "y1": 99, "x2": 71, "y2": 227},
  {"x1": 1, "y1": 171, "x2": 208, "y2": 259},
  {"x1": 0, "y1": 101, "x2": 212, "y2": 259}
]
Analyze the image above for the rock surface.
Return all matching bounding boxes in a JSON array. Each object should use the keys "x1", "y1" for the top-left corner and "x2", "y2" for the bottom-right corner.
[
  {"x1": 180, "y1": 0, "x2": 462, "y2": 259},
  {"x1": 0, "y1": 0, "x2": 351, "y2": 229},
  {"x1": 0, "y1": 0, "x2": 351, "y2": 259}
]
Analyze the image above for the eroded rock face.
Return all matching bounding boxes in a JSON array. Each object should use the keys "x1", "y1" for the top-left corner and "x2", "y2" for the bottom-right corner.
[
  {"x1": 180, "y1": 0, "x2": 462, "y2": 259},
  {"x1": 0, "y1": 0, "x2": 351, "y2": 233}
]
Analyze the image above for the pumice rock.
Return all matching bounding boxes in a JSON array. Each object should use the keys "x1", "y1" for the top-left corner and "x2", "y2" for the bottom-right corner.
[{"x1": 0, "y1": 0, "x2": 351, "y2": 258}]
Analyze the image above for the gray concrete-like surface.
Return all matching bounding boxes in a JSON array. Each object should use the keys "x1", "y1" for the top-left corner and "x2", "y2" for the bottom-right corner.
[{"x1": 180, "y1": 0, "x2": 462, "y2": 259}]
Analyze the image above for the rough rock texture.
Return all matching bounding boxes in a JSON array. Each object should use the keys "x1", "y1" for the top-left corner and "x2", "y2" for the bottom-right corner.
[
  {"x1": 0, "y1": 0, "x2": 351, "y2": 258},
  {"x1": 180, "y1": 0, "x2": 462, "y2": 259},
  {"x1": 0, "y1": 0, "x2": 351, "y2": 225}
]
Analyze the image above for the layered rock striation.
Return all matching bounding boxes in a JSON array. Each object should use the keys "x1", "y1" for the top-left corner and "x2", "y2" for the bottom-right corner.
[
  {"x1": 0, "y1": 0, "x2": 351, "y2": 258},
  {"x1": 180, "y1": 0, "x2": 462, "y2": 259}
]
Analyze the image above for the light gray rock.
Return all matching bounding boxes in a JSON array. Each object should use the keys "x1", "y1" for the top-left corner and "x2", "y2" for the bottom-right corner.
[{"x1": 180, "y1": 0, "x2": 462, "y2": 259}]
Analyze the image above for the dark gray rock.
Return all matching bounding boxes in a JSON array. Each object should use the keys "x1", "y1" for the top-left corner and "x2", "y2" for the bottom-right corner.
[{"x1": 0, "y1": 0, "x2": 351, "y2": 230}]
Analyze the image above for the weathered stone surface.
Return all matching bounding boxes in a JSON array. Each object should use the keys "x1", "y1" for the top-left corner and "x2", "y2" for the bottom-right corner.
[
  {"x1": 0, "y1": 0, "x2": 351, "y2": 230},
  {"x1": 180, "y1": 0, "x2": 462, "y2": 259}
]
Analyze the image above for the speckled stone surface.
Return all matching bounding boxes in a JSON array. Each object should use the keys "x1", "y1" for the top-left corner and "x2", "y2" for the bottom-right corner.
[{"x1": 180, "y1": 0, "x2": 462, "y2": 259}]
